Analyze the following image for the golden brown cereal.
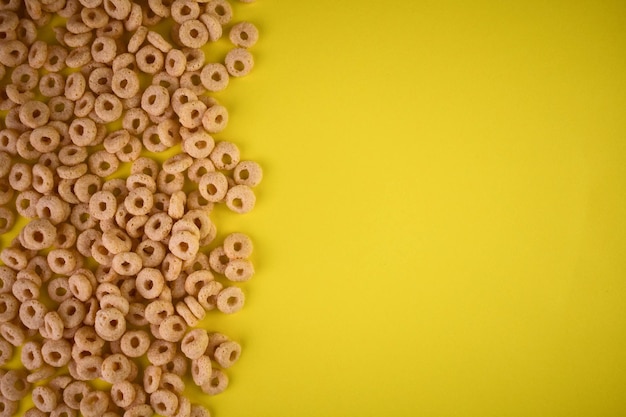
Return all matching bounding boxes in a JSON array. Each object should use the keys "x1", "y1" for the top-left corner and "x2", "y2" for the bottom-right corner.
[
  {"x1": 198, "y1": 171, "x2": 228, "y2": 202},
  {"x1": 233, "y1": 160, "x2": 263, "y2": 187},
  {"x1": 225, "y1": 185, "x2": 256, "y2": 214},
  {"x1": 42, "y1": 311, "x2": 63, "y2": 340},
  {"x1": 28, "y1": 40, "x2": 48, "y2": 68},
  {"x1": 136, "y1": 268, "x2": 165, "y2": 300},
  {"x1": 229, "y1": 21, "x2": 259, "y2": 48},
  {"x1": 168, "y1": 190, "x2": 186, "y2": 219},
  {"x1": 48, "y1": 96, "x2": 74, "y2": 121},
  {"x1": 50, "y1": 404, "x2": 77, "y2": 417},
  {"x1": 64, "y1": 72, "x2": 87, "y2": 101},
  {"x1": 88, "y1": 66, "x2": 113, "y2": 94},
  {"x1": 69, "y1": 117, "x2": 97, "y2": 146},
  {"x1": 225, "y1": 47, "x2": 254, "y2": 77},
  {"x1": 191, "y1": 355, "x2": 212, "y2": 387},
  {"x1": 99, "y1": 293, "x2": 129, "y2": 315},
  {"x1": 57, "y1": 298, "x2": 86, "y2": 328},
  {"x1": 12, "y1": 64, "x2": 39, "y2": 91},
  {"x1": 41, "y1": 338, "x2": 71, "y2": 367},
  {"x1": 0, "y1": 321, "x2": 25, "y2": 346},
  {"x1": 181, "y1": 329, "x2": 209, "y2": 360},
  {"x1": 199, "y1": 12, "x2": 222, "y2": 41},
  {"x1": 112, "y1": 52, "x2": 136, "y2": 72},
  {"x1": 94, "y1": 93, "x2": 123, "y2": 122},
  {"x1": 110, "y1": 380, "x2": 136, "y2": 409},
  {"x1": 47, "y1": 278, "x2": 72, "y2": 304},
  {"x1": 20, "y1": 340, "x2": 43, "y2": 370},
  {"x1": 145, "y1": 299, "x2": 174, "y2": 325},
  {"x1": 32, "y1": 386, "x2": 58, "y2": 413},
  {"x1": 63, "y1": 381, "x2": 89, "y2": 410},
  {"x1": 102, "y1": 227, "x2": 132, "y2": 255},
  {"x1": 75, "y1": 174, "x2": 102, "y2": 204},
  {"x1": 0, "y1": 40, "x2": 27, "y2": 67},
  {"x1": 0, "y1": 370, "x2": 30, "y2": 401},
  {"x1": 225, "y1": 259, "x2": 255, "y2": 282},
  {"x1": 210, "y1": 140, "x2": 240, "y2": 170},
  {"x1": 123, "y1": 108, "x2": 150, "y2": 135},
  {"x1": 153, "y1": 192, "x2": 171, "y2": 212},
  {"x1": 116, "y1": 135, "x2": 142, "y2": 162},
  {"x1": 94, "y1": 307, "x2": 126, "y2": 341},
  {"x1": 197, "y1": 281, "x2": 222, "y2": 311},
  {"x1": 159, "y1": 372, "x2": 184, "y2": 395},
  {"x1": 20, "y1": 100, "x2": 50, "y2": 128},
  {"x1": 57, "y1": 143, "x2": 86, "y2": 166},
  {"x1": 136, "y1": 45, "x2": 164, "y2": 74},
  {"x1": 157, "y1": 315, "x2": 187, "y2": 343},
  {"x1": 201, "y1": 369, "x2": 228, "y2": 396},
  {"x1": 74, "y1": 91, "x2": 96, "y2": 117},
  {"x1": 124, "y1": 186, "x2": 154, "y2": 216},
  {"x1": 101, "y1": 353, "x2": 131, "y2": 383},
  {"x1": 141, "y1": 85, "x2": 170, "y2": 116},
  {"x1": 111, "y1": 251, "x2": 143, "y2": 276},
  {"x1": 224, "y1": 232, "x2": 253, "y2": 259},
  {"x1": 47, "y1": 248, "x2": 79, "y2": 275},
  {"x1": 68, "y1": 273, "x2": 93, "y2": 302},
  {"x1": 147, "y1": 30, "x2": 172, "y2": 52},
  {"x1": 190, "y1": 405, "x2": 211, "y2": 417},
  {"x1": 161, "y1": 253, "x2": 183, "y2": 282},
  {"x1": 180, "y1": 70, "x2": 205, "y2": 94},
  {"x1": 145, "y1": 212, "x2": 173, "y2": 241},
  {"x1": 205, "y1": 0, "x2": 232, "y2": 25},
  {"x1": 214, "y1": 340, "x2": 241, "y2": 369},
  {"x1": 79, "y1": 391, "x2": 109, "y2": 417},
  {"x1": 201, "y1": 104, "x2": 228, "y2": 133},
  {"x1": 120, "y1": 330, "x2": 150, "y2": 358},
  {"x1": 149, "y1": 389, "x2": 178, "y2": 417},
  {"x1": 175, "y1": 301, "x2": 198, "y2": 326},
  {"x1": 44, "y1": 45, "x2": 67, "y2": 72},
  {"x1": 177, "y1": 100, "x2": 206, "y2": 128},
  {"x1": 170, "y1": 0, "x2": 199, "y2": 23},
  {"x1": 187, "y1": 158, "x2": 215, "y2": 183},
  {"x1": 164, "y1": 48, "x2": 187, "y2": 77},
  {"x1": 208, "y1": 245, "x2": 229, "y2": 275},
  {"x1": 0, "y1": 293, "x2": 18, "y2": 322},
  {"x1": 147, "y1": 339, "x2": 177, "y2": 366},
  {"x1": 216, "y1": 286, "x2": 245, "y2": 314},
  {"x1": 19, "y1": 299, "x2": 47, "y2": 330},
  {"x1": 39, "y1": 72, "x2": 65, "y2": 97},
  {"x1": 163, "y1": 154, "x2": 193, "y2": 175},
  {"x1": 21, "y1": 218, "x2": 56, "y2": 250},
  {"x1": 184, "y1": 270, "x2": 213, "y2": 297},
  {"x1": 182, "y1": 131, "x2": 214, "y2": 158},
  {"x1": 168, "y1": 230, "x2": 199, "y2": 261}
]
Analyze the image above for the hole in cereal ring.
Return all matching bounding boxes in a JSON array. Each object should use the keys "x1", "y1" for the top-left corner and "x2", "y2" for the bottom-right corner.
[
  {"x1": 221, "y1": 154, "x2": 232, "y2": 165},
  {"x1": 227, "y1": 296, "x2": 238, "y2": 306},
  {"x1": 131, "y1": 337, "x2": 139, "y2": 348},
  {"x1": 173, "y1": 323, "x2": 183, "y2": 331},
  {"x1": 219, "y1": 255, "x2": 228, "y2": 265},
  {"x1": 191, "y1": 110, "x2": 199, "y2": 118},
  {"x1": 75, "y1": 125, "x2": 84, "y2": 135},
  {"x1": 211, "y1": 71, "x2": 221, "y2": 81},
  {"x1": 104, "y1": 101, "x2": 113, "y2": 111},
  {"x1": 100, "y1": 162, "x2": 111, "y2": 170},
  {"x1": 99, "y1": 202, "x2": 107, "y2": 211},
  {"x1": 110, "y1": 319, "x2": 118, "y2": 327},
  {"x1": 232, "y1": 198, "x2": 243, "y2": 208},
  {"x1": 55, "y1": 258, "x2": 66, "y2": 267},
  {"x1": 191, "y1": 74, "x2": 201, "y2": 85},
  {"x1": 121, "y1": 79, "x2": 128, "y2": 88},
  {"x1": 79, "y1": 213, "x2": 89, "y2": 222},
  {"x1": 98, "y1": 78, "x2": 107, "y2": 85},
  {"x1": 234, "y1": 242, "x2": 242, "y2": 251},
  {"x1": 50, "y1": 351, "x2": 61, "y2": 361},
  {"x1": 158, "y1": 345, "x2": 167, "y2": 353},
  {"x1": 230, "y1": 350, "x2": 238, "y2": 361},
  {"x1": 95, "y1": 43, "x2": 103, "y2": 52},
  {"x1": 215, "y1": 5, "x2": 225, "y2": 15},
  {"x1": 54, "y1": 103, "x2": 65, "y2": 112},
  {"x1": 240, "y1": 31, "x2": 249, "y2": 40},
  {"x1": 33, "y1": 231, "x2": 44, "y2": 242},
  {"x1": 112, "y1": 361, "x2": 120, "y2": 371},
  {"x1": 0, "y1": 303, "x2": 6, "y2": 313},
  {"x1": 179, "y1": 242, "x2": 189, "y2": 251},
  {"x1": 207, "y1": 184, "x2": 217, "y2": 195},
  {"x1": 234, "y1": 61, "x2": 244, "y2": 71},
  {"x1": 146, "y1": 55, "x2": 155, "y2": 64},
  {"x1": 210, "y1": 377, "x2": 219, "y2": 387},
  {"x1": 148, "y1": 95, "x2": 156, "y2": 105},
  {"x1": 50, "y1": 56, "x2": 59, "y2": 65},
  {"x1": 215, "y1": 115, "x2": 223, "y2": 123},
  {"x1": 33, "y1": 109, "x2": 41, "y2": 118}
]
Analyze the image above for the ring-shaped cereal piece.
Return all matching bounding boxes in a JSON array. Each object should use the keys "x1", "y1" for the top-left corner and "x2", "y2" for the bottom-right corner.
[
  {"x1": 225, "y1": 258, "x2": 255, "y2": 282},
  {"x1": 88, "y1": 67, "x2": 113, "y2": 94},
  {"x1": 233, "y1": 160, "x2": 263, "y2": 187},
  {"x1": 28, "y1": 40, "x2": 47, "y2": 69},
  {"x1": 74, "y1": 174, "x2": 102, "y2": 203},
  {"x1": 81, "y1": 6, "x2": 109, "y2": 28},
  {"x1": 187, "y1": 158, "x2": 215, "y2": 183},
  {"x1": 216, "y1": 285, "x2": 245, "y2": 314},
  {"x1": 149, "y1": 390, "x2": 178, "y2": 417},
  {"x1": 12, "y1": 64, "x2": 39, "y2": 91},
  {"x1": 136, "y1": 268, "x2": 165, "y2": 299},
  {"x1": 184, "y1": 270, "x2": 214, "y2": 297},
  {"x1": 198, "y1": 171, "x2": 228, "y2": 202},
  {"x1": 120, "y1": 330, "x2": 150, "y2": 358},
  {"x1": 74, "y1": 91, "x2": 96, "y2": 118},
  {"x1": 0, "y1": 321, "x2": 25, "y2": 347},
  {"x1": 100, "y1": 293, "x2": 129, "y2": 315},
  {"x1": 88, "y1": 150, "x2": 119, "y2": 177},
  {"x1": 224, "y1": 47, "x2": 254, "y2": 77},
  {"x1": 124, "y1": 186, "x2": 154, "y2": 216},
  {"x1": 94, "y1": 93, "x2": 123, "y2": 122},
  {"x1": 112, "y1": 52, "x2": 136, "y2": 72},
  {"x1": 198, "y1": 12, "x2": 222, "y2": 42},
  {"x1": 170, "y1": 0, "x2": 199, "y2": 23},
  {"x1": 62, "y1": 381, "x2": 89, "y2": 411},
  {"x1": 168, "y1": 230, "x2": 199, "y2": 261},
  {"x1": 157, "y1": 314, "x2": 187, "y2": 343},
  {"x1": 41, "y1": 339, "x2": 71, "y2": 367},
  {"x1": 210, "y1": 140, "x2": 240, "y2": 170},
  {"x1": 208, "y1": 245, "x2": 229, "y2": 274},
  {"x1": 180, "y1": 70, "x2": 206, "y2": 94},
  {"x1": 200, "y1": 62, "x2": 229, "y2": 92},
  {"x1": 102, "y1": 0, "x2": 131, "y2": 20},
  {"x1": 116, "y1": 135, "x2": 142, "y2": 162},
  {"x1": 0, "y1": 370, "x2": 30, "y2": 401},
  {"x1": 20, "y1": 340, "x2": 43, "y2": 370},
  {"x1": 177, "y1": 100, "x2": 206, "y2": 129},
  {"x1": 229, "y1": 21, "x2": 259, "y2": 48},
  {"x1": 111, "y1": 251, "x2": 143, "y2": 276},
  {"x1": 102, "y1": 130, "x2": 130, "y2": 155},
  {"x1": 47, "y1": 248, "x2": 79, "y2": 275},
  {"x1": 69, "y1": 117, "x2": 97, "y2": 146},
  {"x1": 79, "y1": 391, "x2": 109, "y2": 417},
  {"x1": 19, "y1": 100, "x2": 50, "y2": 128},
  {"x1": 201, "y1": 369, "x2": 229, "y2": 396},
  {"x1": 136, "y1": 239, "x2": 166, "y2": 268},
  {"x1": 94, "y1": 307, "x2": 126, "y2": 341},
  {"x1": 101, "y1": 227, "x2": 132, "y2": 254},
  {"x1": 0, "y1": 179, "x2": 14, "y2": 205},
  {"x1": 111, "y1": 67, "x2": 140, "y2": 99},
  {"x1": 48, "y1": 96, "x2": 74, "y2": 121},
  {"x1": 110, "y1": 380, "x2": 136, "y2": 409},
  {"x1": 0, "y1": 207, "x2": 15, "y2": 235},
  {"x1": 201, "y1": 104, "x2": 228, "y2": 133},
  {"x1": 191, "y1": 355, "x2": 212, "y2": 387},
  {"x1": 181, "y1": 329, "x2": 209, "y2": 360},
  {"x1": 147, "y1": 339, "x2": 177, "y2": 366},
  {"x1": 197, "y1": 281, "x2": 222, "y2": 311},
  {"x1": 39, "y1": 72, "x2": 65, "y2": 97},
  {"x1": 65, "y1": 45, "x2": 91, "y2": 68},
  {"x1": 32, "y1": 385, "x2": 58, "y2": 413},
  {"x1": 205, "y1": 0, "x2": 232, "y2": 25},
  {"x1": 224, "y1": 183, "x2": 257, "y2": 214},
  {"x1": 21, "y1": 218, "x2": 56, "y2": 250},
  {"x1": 0, "y1": 293, "x2": 18, "y2": 322},
  {"x1": 43, "y1": 45, "x2": 67, "y2": 72},
  {"x1": 101, "y1": 353, "x2": 131, "y2": 383},
  {"x1": 141, "y1": 84, "x2": 170, "y2": 116},
  {"x1": 224, "y1": 232, "x2": 254, "y2": 259},
  {"x1": 164, "y1": 48, "x2": 186, "y2": 77},
  {"x1": 0, "y1": 40, "x2": 27, "y2": 67},
  {"x1": 123, "y1": 108, "x2": 149, "y2": 136},
  {"x1": 145, "y1": 212, "x2": 173, "y2": 241},
  {"x1": 57, "y1": 297, "x2": 86, "y2": 328},
  {"x1": 136, "y1": 45, "x2": 164, "y2": 74},
  {"x1": 12, "y1": 277, "x2": 39, "y2": 302},
  {"x1": 182, "y1": 132, "x2": 214, "y2": 160},
  {"x1": 214, "y1": 340, "x2": 242, "y2": 368},
  {"x1": 65, "y1": 72, "x2": 86, "y2": 101},
  {"x1": 147, "y1": 30, "x2": 172, "y2": 53},
  {"x1": 159, "y1": 373, "x2": 184, "y2": 395},
  {"x1": 89, "y1": 190, "x2": 117, "y2": 220}
]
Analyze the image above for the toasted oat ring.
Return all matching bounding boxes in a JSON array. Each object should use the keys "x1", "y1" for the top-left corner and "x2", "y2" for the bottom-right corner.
[
  {"x1": 111, "y1": 68, "x2": 140, "y2": 99},
  {"x1": 94, "y1": 307, "x2": 126, "y2": 341},
  {"x1": 79, "y1": 390, "x2": 109, "y2": 417},
  {"x1": 177, "y1": 19, "x2": 208, "y2": 48},
  {"x1": 197, "y1": 281, "x2": 222, "y2": 311},
  {"x1": 181, "y1": 329, "x2": 209, "y2": 360},
  {"x1": 120, "y1": 330, "x2": 150, "y2": 358},
  {"x1": 111, "y1": 251, "x2": 143, "y2": 276},
  {"x1": 136, "y1": 45, "x2": 164, "y2": 74},
  {"x1": 229, "y1": 21, "x2": 259, "y2": 48},
  {"x1": 168, "y1": 230, "x2": 199, "y2": 261},
  {"x1": 41, "y1": 338, "x2": 71, "y2": 367},
  {"x1": 123, "y1": 108, "x2": 149, "y2": 135},
  {"x1": 149, "y1": 389, "x2": 178, "y2": 417},
  {"x1": 110, "y1": 380, "x2": 136, "y2": 409},
  {"x1": 201, "y1": 104, "x2": 228, "y2": 133},
  {"x1": 198, "y1": 171, "x2": 228, "y2": 202},
  {"x1": 32, "y1": 385, "x2": 58, "y2": 412},
  {"x1": 216, "y1": 286, "x2": 245, "y2": 314},
  {"x1": 94, "y1": 93, "x2": 123, "y2": 122},
  {"x1": 224, "y1": 232, "x2": 254, "y2": 259},
  {"x1": 141, "y1": 85, "x2": 170, "y2": 116},
  {"x1": 69, "y1": 117, "x2": 97, "y2": 146},
  {"x1": 124, "y1": 186, "x2": 154, "y2": 216},
  {"x1": 170, "y1": 0, "x2": 199, "y2": 23},
  {"x1": 210, "y1": 140, "x2": 240, "y2": 170},
  {"x1": 39, "y1": 72, "x2": 65, "y2": 97},
  {"x1": 0, "y1": 370, "x2": 30, "y2": 401},
  {"x1": 225, "y1": 47, "x2": 254, "y2": 77},
  {"x1": 225, "y1": 185, "x2": 256, "y2": 214},
  {"x1": 233, "y1": 160, "x2": 263, "y2": 187},
  {"x1": 48, "y1": 96, "x2": 74, "y2": 121},
  {"x1": 22, "y1": 218, "x2": 57, "y2": 250},
  {"x1": 147, "y1": 340, "x2": 177, "y2": 366},
  {"x1": 205, "y1": 0, "x2": 232, "y2": 25},
  {"x1": 225, "y1": 259, "x2": 255, "y2": 282},
  {"x1": 101, "y1": 353, "x2": 131, "y2": 383},
  {"x1": 214, "y1": 340, "x2": 242, "y2": 368},
  {"x1": 199, "y1": 12, "x2": 222, "y2": 41},
  {"x1": 19, "y1": 100, "x2": 50, "y2": 128},
  {"x1": 164, "y1": 48, "x2": 187, "y2": 77},
  {"x1": 157, "y1": 315, "x2": 187, "y2": 343},
  {"x1": 201, "y1": 369, "x2": 229, "y2": 396}
]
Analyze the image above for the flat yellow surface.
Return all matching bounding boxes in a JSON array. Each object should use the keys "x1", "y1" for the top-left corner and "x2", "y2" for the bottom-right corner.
[{"x1": 210, "y1": 0, "x2": 626, "y2": 416}]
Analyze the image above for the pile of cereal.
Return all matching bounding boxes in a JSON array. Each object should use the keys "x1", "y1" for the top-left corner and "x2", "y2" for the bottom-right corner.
[{"x1": 0, "y1": 0, "x2": 262, "y2": 415}]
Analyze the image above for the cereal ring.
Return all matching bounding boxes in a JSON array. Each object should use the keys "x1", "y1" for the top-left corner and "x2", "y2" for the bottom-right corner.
[
  {"x1": 159, "y1": 373, "x2": 184, "y2": 395},
  {"x1": 74, "y1": 91, "x2": 96, "y2": 118},
  {"x1": 49, "y1": 96, "x2": 74, "y2": 121},
  {"x1": 187, "y1": 158, "x2": 215, "y2": 183},
  {"x1": 26, "y1": 365, "x2": 55, "y2": 384},
  {"x1": 175, "y1": 301, "x2": 198, "y2": 326},
  {"x1": 145, "y1": 213, "x2": 173, "y2": 241},
  {"x1": 43, "y1": 45, "x2": 67, "y2": 72},
  {"x1": 125, "y1": 404, "x2": 153, "y2": 417},
  {"x1": 225, "y1": 185, "x2": 256, "y2": 214},
  {"x1": 201, "y1": 104, "x2": 228, "y2": 133},
  {"x1": 198, "y1": 12, "x2": 222, "y2": 41},
  {"x1": 42, "y1": 339, "x2": 72, "y2": 367},
  {"x1": 111, "y1": 68, "x2": 140, "y2": 99},
  {"x1": 74, "y1": 174, "x2": 102, "y2": 204},
  {"x1": 19, "y1": 100, "x2": 49, "y2": 128},
  {"x1": 225, "y1": 259, "x2": 255, "y2": 282},
  {"x1": 101, "y1": 353, "x2": 131, "y2": 383},
  {"x1": 102, "y1": 0, "x2": 131, "y2": 20},
  {"x1": 69, "y1": 117, "x2": 97, "y2": 146},
  {"x1": 21, "y1": 218, "x2": 56, "y2": 250},
  {"x1": 0, "y1": 370, "x2": 30, "y2": 401},
  {"x1": 116, "y1": 135, "x2": 142, "y2": 162},
  {"x1": 20, "y1": 340, "x2": 43, "y2": 370},
  {"x1": 88, "y1": 67, "x2": 113, "y2": 94},
  {"x1": 208, "y1": 245, "x2": 229, "y2": 274},
  {"x1": 198, "y1": 171, "x2": 228, "y2": 202},
  {"x1": 141, "y1": 84, "x2": 170, "y2": 116},
  {"x1": 153, "y1": 192, "x2": 170, "y2": 212},
  {"x1": 147, "y1": 340, "x2": 177, "y2": 366},
  {"x1": 214, "y1": 340, "x2": 241, "y2": 369},
  {"x1": 89, "y1": 190, "x2": 117, "y2": 220},
  {"x1": 136, "y1": 45, "x2": 164, "y2": 74},
  {"x1": 16, "y1": 18, "x2": 37, "y2": 45},
  {"x1": 170, "y1": 0, "x2": 199, "y2": 23},
  {"x1": 88, "y1": 150, "x2": 119, "y2": 177},
  {"x1": 216, "y1": 286, "x2": 245, "y2": 314},
  {"x1": 168, "y1": 231, "x2": 199, "y2": 261},
  {"x1": 94, "y1": 307, "x2": 126, "y2": 341},
  {"x1": 161, "y1": 254, "x2": 182, "y2": 282},
  {"x1": 136, "y1": 239, "x2": 166, "y2": 268},
  {"x1": 149, "y1": 389, "x2": 178, "y2": 417},
  {"x1": 0, "y1": 40, "x2": 27, "y2": 67},
  {"x1": 12, "y1": 64, "x2": 39, "y2": 91},
  {"x1": 111, "y1": 251, "x2": 143, "y2": 276},
  {"x1": 28, "y1": 40, "x2": 47, "y2": 69},
  {"x1": 124, "y1": 186, "x2": 154, "y2": 215},
  {"x1": 57, "y1": 297, "x2": 86, "y2": 328},
  {"x1": 0, "y1": 293, "x2": 18, "y2": 322},
  {"x1": 168, "y1": 190, "x2": 186, "y2": 219},
  {"x1": 47, "y1": 249, "x2": 79, "y2": 275},
  {"x1": 65, "y1": 45, "x2": 91, "y2": 68},
  {"x1": 12, "y1": 276, "x2": 40, "y2": 302},
  {"x1": 81, "y1": 6, "x2": 109, "y2": 28},
  {"x1": 197, "y1": 281, "x2": 222, "y2": 311},
  {"x1": 201, "y1": 369, "x2": 228, "y2": 396},
  {"x1": 62, "y1": 381, "x2": 89, "y2": 410},
  {"x1": 164, "y1": 48, "x2": 186, "y2": 77},
  {"x1": 42, "y1": 311, "x2": 64, "y2": 341},
  {"x1": 79, "y1": 391, "x2": 109, "y2": 417},
  {"x1": 68, "y1": 272, "x2": 93, "y2": 302},
  {"x1": 225, "y1": 47, "x2": 254, "y2": 77},
  {"x1": 210, "y1": 140, "x2": 240, "y2": 170},
  {"x1": 176, "y1": 100, "x2": 206, "y2": 128},
  {"x1": 39, "y1": 72, "x2": 65, "y2": 97},
  {"x1": 190, "y1": 405, "x2": 211, "y2": 417},
  {"x1": 112, "y1": 52, "x2": 136, "y2": 72},
  {"x1": 191, "y1": 355, "x2": 212, "y2": 387},
  {"x1": 181, "y1": 329, "x2": 208, "y2": 360},
  {"x1": 233, "y1": 160, "x2": 263, "y2": 187},
  {"x1": 157, "y1": 315, "x2": 187, "y2": 343},
  {"x1": 184, "y1": 270, "x2": 213, "y2": 297},
  {"x1": 147, "y1": 30, "x2": 172, "y2": 52},
  {"x1": 179, "y1": 70, "x2": 205, "y2": 95},
  {"x1": 50, "y1": 404, "x2": 76, "y2": 417},
  {"x1": 136, "y1": 268, "x2": 165, "y2": 299},
  {"x1": 224, "y1": 232, "x2": 254, "y2": 259},
  {"x1": 110, "y1": 380, "x2": 136, "y2": 409},
  {"x1": 32, "y1": 386, "x2": 58, "y2": 413},
  {"x1": 94, "y1": 93, "x2": 123, "y2": 122},
  {"x1": 200, "y1": 63, "x2": 229, "y2": 94},
  {"x1": 229, "y1": 21, "x2": 259, "y2": 48},
  {"x1": 123, "y1": 108, "x2": 149, "y2": 135},
  {"x1": 205, "y1": 0, "x2": 232, "y2": 25},
  {"x1": 182, "y1": 131, "x2": 214, "y2": 159},
  {"x1": 145, "y1": 300, "x2": 173, "y2": 325},
  {"x1": 0, "y1": 321, "x2": 25, "y2": 346},
  {"x1": 120, "y1": 330, "x2": 150, "y2": 358}
]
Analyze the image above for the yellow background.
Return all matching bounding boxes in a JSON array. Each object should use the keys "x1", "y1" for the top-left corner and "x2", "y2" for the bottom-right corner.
[{"x1": 211, "y1": 0, "x2": 626, "y2": 416}]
